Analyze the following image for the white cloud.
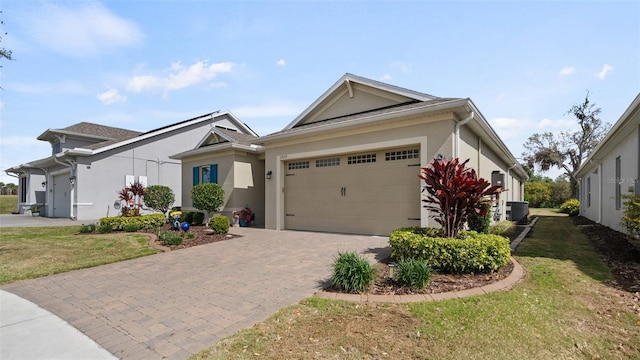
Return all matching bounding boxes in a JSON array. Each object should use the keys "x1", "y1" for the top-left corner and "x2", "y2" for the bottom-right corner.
[
  {"x1": 231, "y1": 102, "x2": 304, "y2": 118},
  {"x1": 596, "y1": 64, "x2": 614, "y2": 80},
  {"x1": 277, "y1": 59, "x2": 286, "y2": 66},
  {"x1": 390, "y1": 61, "x2": 411, "y2": 73},
  {"x1": 97, "y1": 88, "x2": 127, "y2": 105},
  {"x1": 127, "y1": 61, "x2": 234, "y2": 93},
  {"x1": 559, "y1": 67, "x2": 575, "y2": 76},
  {"x1": 25, "y1": 2, "x2": 143, "y2": 57},
  {"x1": 380, "y1": 74, "x2": 392, "y2": 81}
]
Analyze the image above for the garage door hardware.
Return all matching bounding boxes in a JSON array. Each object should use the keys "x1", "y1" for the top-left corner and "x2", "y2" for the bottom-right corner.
[{"x1": 340, "y1": 187, "x2": 347, "y2": 196}]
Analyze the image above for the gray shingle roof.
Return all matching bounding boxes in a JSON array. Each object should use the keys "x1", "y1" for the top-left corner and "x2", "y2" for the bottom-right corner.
[{"x1": 60, "y1": 122, "x2": 142, "y2": 140}]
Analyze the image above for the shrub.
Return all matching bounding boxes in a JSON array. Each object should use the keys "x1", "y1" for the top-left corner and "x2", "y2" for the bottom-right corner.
[
  {"x1": 490, "y1": 220, "x2": 514, "y2": 236},
  {"x1": 79, "y1": 223, "x2": 96, "y2": 234},
  {"x1": 99, "y1": 214, "x2": 165, "y2": 231},
  {"x1": 209, "y1": 215, "x2": 230, "y2": 234},
  {"x1": 192, "y1": 212, "x2": 205, "y2": 226},
  {"x1": 559, "y1": 199, "x2": 580, "y2": 216},
  {"x1": 159, "y1": 231, "x2": 183, "y2": 246},
  {"x1": 420, "y1": 157, "x2": 501, "y2": 238},
  {"x1": 191, "y1": 183, "x2": 225, "y2": 218},
  {"x1": 621, "y1": 194, "x2": 640, "y2": 237},
  {"x1": 390, "y1": 227, "x2": 511, "y2": 273},
  {"x1": 98, "y1": 223, "x2": 113, "y2": 234},
  {"x1": 331, "y1": 251, "x2": 377, "y2": 293},
  {"x1": 394, "y1": 258, "x2": 432, "y2": 290},
  {"x1": 143, "y1": 185, "x2": 175, "y2": 215},
  {"x1": 468, "y1": 202, "x2": 492, "y2": 234},
  {"x1": 123, "y1": 223, "x2": 141, "y2": 232}
]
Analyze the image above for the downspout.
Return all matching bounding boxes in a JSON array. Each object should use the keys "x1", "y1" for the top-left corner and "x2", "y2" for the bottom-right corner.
[
  {"x1": 454, "y1": 111, "x2": 474, "y2": 158},
  {"x1": 53, "y1": 156, "x2": 77, "y2": 219},
  {"x1": 507, "y1": 163, "x2": 518, "y2": 202}
]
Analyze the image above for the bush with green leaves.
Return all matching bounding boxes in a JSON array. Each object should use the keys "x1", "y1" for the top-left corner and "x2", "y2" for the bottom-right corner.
[
  {"x1": 559, "y1": 199, "x2": 580, "y2": 216},
  {"x1": 158, "y1": 231, "x2": 183, "y2": 246},
  {"x1": 98, "y1": 223, "x2": 113, "y2": 234},
  {"x1": 489, "y1": 220, "x2": 514, "y2": 236},
  {"x1": 209, "y1": 215, "x2": 230, "y2": 234},
  {"x1": 394, "y1": 258, "x2": 432, "y2": 290},
  {"x1": 143, "y1": 185, "x2": 175, "y2": 215},
  {"x1": 621, "y1": 194, "x2": 640, "y2": 237},
  {"x1": 99, "y1": 214, "x2": 165, "y2": 231},
  {"x1": 79, "y1": 223, "x2": 96, "y2": 234},
  {"x1": 468, "y1": 202, "x2": 492, "y2": 234},
  {"x1": 390, "y1": 227, "x2": 510, "y2": 273},
  {"x1": 331, "y1": 251, "x2": 377, "y2": 293},
  {"x1": 191, "y1": 183, "x2": 225, "y2": 219},
  {"x1": 192, "y1": 212, "x2": 205, "y2": 226},
  {"x1": 123, "y1": 223, "x2": 141, "y2": 232}
]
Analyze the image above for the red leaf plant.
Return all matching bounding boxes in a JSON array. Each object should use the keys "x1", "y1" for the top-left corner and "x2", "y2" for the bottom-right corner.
[{"x1": 419, "y1": 157, "x2": 502, "y2": 238}]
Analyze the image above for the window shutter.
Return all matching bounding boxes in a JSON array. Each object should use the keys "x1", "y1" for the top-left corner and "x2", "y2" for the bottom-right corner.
[
  {"x1": 193, "y1": 167, "x2": 199, "y2": 186},
  {"x1": 210, "y1": 164, "x2": 218, "y2": 184}
]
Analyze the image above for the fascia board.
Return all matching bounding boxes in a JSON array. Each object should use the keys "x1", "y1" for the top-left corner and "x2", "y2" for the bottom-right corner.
[
  {"x1": 257, "y1": 98, "x2": 469, "y2": 145},
  {"x1": 575, "y1": 92, "x2": 640, "y2": 177},
  {"x1": 170, "y1": 142, "x2": 264, "y2": 160},
  {"x1": 467, "y1": 101, "x2": 529, "y2": 180},
  {"x1": 37, "y1": 129, "x2": 112, "y2": 142}
]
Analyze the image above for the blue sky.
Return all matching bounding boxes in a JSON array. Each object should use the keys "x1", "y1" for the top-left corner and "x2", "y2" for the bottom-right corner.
[{"x1": 1, "y1": 0, "x2": 639, "y2": 184}]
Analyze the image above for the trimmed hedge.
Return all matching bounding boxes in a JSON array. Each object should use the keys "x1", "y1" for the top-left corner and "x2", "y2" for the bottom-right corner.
[
  {"x1": 99, "y1": 214, "x2": 166, "y2": 231},
  {"x1": 209, "y1": 215, "x2": 230, "y2": 234},
  {"x1": 389, "y1": 227, "x2": 510, "y2": 273}
]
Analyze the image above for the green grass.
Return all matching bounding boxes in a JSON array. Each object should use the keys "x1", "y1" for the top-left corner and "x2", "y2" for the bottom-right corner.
[
  {"x1": 0, "y1": 226, "x2": 159, "y2": 284},
  {"x1": 0, "y1": 195, "x2": 18, "y2": 214},
  {"x1": 192, "y1": 215, "x2": 640, "y2": 360}
]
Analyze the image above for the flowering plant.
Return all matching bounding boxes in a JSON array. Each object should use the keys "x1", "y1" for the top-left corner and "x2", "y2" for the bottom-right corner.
[{"x1": 233, "y1": 207, "x2": 252, "y2": 222}]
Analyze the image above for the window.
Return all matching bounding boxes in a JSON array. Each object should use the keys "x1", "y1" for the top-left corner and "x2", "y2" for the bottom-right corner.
[
  {"x1": 316, "y1": 157, "x2": 340, "y2": 168},
  {"x1": 193, "y1": 164, "x2": 218, "y2": 186},
  {"x1": 20, "y1": 176, "x2": 26, "y2": 203},
  {"x1": 385, "y1": 149, "x2": 419, "y2": 161},
  {"x1": 615, "y1": 156, "x2": 621, "y2": 210},
  {"x1": 288, "y1": 161, "x2": 309, "y2": 170},
  {"x1": 586, "y1": 177, "x2": 591, "y2": 207},
  {"x1": 347, "y1": 153, "x2": 376, "y2": 164}
]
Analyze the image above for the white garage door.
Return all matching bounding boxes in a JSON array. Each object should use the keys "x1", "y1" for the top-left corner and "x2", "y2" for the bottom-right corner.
[
  {"x1": 284, "y1": 147, "x2": 421, "y2": 236},
  {"x1": 52, "y1": 174, "x2": 71, "y2": 218}
]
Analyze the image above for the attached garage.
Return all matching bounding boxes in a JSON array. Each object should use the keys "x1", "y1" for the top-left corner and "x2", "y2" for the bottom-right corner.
[{"x1": 284, "y1": 147, "x2": 422, "y2": 235}]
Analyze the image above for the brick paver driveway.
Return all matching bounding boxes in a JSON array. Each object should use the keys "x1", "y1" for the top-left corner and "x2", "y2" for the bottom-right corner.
[{"x1": 1, "y1": 227, "x2": 389, "y2": 359}]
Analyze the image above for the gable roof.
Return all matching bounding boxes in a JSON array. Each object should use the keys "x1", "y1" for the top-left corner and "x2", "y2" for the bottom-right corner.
[
  {"x1": 284, "y1": 73, "x2": 437, "y2": 130},
  {"x1": 576, "y1": 93, "x2": 640, "y2": 177},
  {"x1": 37, "y1": 122, "x2": 142, "y2": 143},
  {"x1": 170, "y1": 126, "x2": 263, "y2": 159}
]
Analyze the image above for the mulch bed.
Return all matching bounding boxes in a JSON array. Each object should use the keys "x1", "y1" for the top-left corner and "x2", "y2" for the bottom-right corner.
[{"x1": 152, "y1": 224, "x2": 242, "y2": 250}]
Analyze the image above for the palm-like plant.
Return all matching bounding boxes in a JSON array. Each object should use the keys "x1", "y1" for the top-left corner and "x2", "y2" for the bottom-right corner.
[{"x1": 419, "y1": 157, "x2": 501, "y2": 238}]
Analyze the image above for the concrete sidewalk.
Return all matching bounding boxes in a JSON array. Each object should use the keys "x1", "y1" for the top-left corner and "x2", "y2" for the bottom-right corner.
[
  {"x1": 0, "y1": 214, "x2": 99, "y2": 228},
  {"x1": 0, "y1": 290, "x2": 116, "y2": 360}
]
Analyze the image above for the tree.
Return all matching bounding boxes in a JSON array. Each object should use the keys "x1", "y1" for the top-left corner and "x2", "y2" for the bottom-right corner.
[
  {"x1": 1, "y1": 11, "x2": 13, "y2": 64},
  {"x1": 524, "y1": 181, "x2": 552, "y2": 208},
  {"x1": 419, "y1": 157, "x2": 501, "y2": 238},
  {"x1": 191, "y1": 183, "x2": 224, "y2": 224},
  {"x1": 143, "y1": 185, "x2": 175, "y2": 215},
  {"x1": 523, "y1": 92, "x2": 610, "y2": 198}
]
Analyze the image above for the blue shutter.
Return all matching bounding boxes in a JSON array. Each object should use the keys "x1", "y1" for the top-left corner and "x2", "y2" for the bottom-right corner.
[
  {"x1": 210, "y1": 164, "x2": 218, "y2": 184},
  {"x1": 193, "y1": 166, "x2": 199, "y2": 186}
]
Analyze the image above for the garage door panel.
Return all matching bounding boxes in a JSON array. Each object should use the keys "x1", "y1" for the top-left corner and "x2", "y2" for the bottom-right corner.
[{"x1": 285, "y1": 148, "x2": 421, "y2": 236}]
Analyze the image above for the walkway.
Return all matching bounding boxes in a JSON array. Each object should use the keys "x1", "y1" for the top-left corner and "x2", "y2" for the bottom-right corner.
[{"x1": 1, "y1": 227, "x2": 390, "y2": 359}]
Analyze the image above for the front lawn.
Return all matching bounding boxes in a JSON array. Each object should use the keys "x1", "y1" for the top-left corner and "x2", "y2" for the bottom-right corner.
[
  {"x1": 0, "y1": 226, "x2": 159, "y2": 284},
  {"x1": 191, "y1": 215, "x2": 640, "y2": 359}
]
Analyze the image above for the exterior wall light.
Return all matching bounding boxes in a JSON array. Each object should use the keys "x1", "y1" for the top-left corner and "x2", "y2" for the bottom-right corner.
[
  {"x1": 69, "y1": 176, "x2": 76, "y2": 185},
  {"x1": 41, "y1": 181, "x2": 47, "y2": 188},
  {"x1": 266, "y1": 170, "x2": 272, "y2": 180}
]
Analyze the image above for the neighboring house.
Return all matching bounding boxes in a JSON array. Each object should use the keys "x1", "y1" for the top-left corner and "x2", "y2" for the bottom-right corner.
[
  {"x1": 576, "y1": 93, "x2": 640, "y2": 233},
  {"x1": 6, "y1": 111, "x2": 257, "y2": 221},
  {"x1": 178, "y1": 73, "x2": 528, "y2": 235}
]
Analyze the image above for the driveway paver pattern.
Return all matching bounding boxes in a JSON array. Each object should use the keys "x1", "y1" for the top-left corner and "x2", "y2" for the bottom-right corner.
[{"x1": 1, "y1": 227, "x2": 389, "y2": 360}]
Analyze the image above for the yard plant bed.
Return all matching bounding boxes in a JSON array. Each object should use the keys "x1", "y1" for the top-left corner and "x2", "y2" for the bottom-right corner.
[{"x1": 152, "y1": 224, "x2": 241, "y2": 250}]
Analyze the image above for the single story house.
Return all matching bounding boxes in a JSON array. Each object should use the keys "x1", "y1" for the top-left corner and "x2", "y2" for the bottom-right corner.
[
  {"x1": 174, "y1": 73, "x2": 528, "y2": 235},
  {"x1": 576, "y1": 93, "x2": 640, "y2": 233},
  {"x1": 6, "y1": 111, "x2": 258, "y2": 221}
]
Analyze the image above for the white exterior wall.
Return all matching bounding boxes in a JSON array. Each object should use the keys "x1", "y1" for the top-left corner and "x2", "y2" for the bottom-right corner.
[
  {"x1": 580, "y1": 163, "x2": 601, "y2": 223},
  {"x1": 598, "y1": 128, "x2": 639, "y2": 232}
]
